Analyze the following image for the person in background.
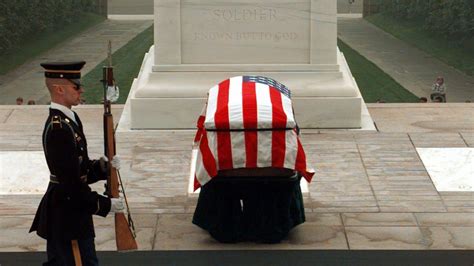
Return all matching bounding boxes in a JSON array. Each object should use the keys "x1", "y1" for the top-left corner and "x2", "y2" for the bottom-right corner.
[
  {"x1": 16, "y1": 97, "x2": 24, "y2": 105},
  {"x1": 433, "y1": 96, "x2": 443, "y2": 103},
  {"x1": 27, "y1": 100, "x2": 36, "y2": 105},
  {"x1": 430, "y1": 76, "x2": 447, "y2": 102},
  {"x1": 419, "y1": 97, "x2": 428, "y2": 103}
]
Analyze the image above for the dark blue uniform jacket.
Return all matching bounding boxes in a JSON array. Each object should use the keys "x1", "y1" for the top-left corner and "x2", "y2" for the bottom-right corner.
[{"x1": 30, "y1": 108, "x2": 111, "y2": 240}]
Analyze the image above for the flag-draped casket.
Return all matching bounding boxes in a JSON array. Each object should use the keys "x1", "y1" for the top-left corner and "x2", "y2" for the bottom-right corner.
[{"x1": 193, "y1": 76, "x2": 314, "y2": 190}]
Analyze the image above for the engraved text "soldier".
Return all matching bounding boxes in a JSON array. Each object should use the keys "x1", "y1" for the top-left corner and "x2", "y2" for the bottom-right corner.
[{"x1": 213, "y1": 8, "x2": 277, "y2": 21}]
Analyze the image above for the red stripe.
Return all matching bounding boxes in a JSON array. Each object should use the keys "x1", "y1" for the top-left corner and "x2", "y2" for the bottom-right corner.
[
  {"x1": 242, "y1": 82, "x2": 258, "y2": 167},
  {"x1": 193, "y1": 115, "x2": 206, "y2": 143},
  {"x1": 272, "y1": 131, "x2": 285, "y2": 168},
  {"x1": 215, "y1": 79, "x2": 233, "y2": 169},
  {"x1": 269, "y1": 87, "x2": 287, "y2": 128},
  {"x1": 270, "y1": 87, "x2": 286, "y2": 167},
  {"x1": 195, "y1": 131, "x2": 218, "y2": 190},
  {"x1": 242, "y1": 82, "x2": 258, "y2": 129},
  {"x1": 194, "y1": 175, "x2": 200, "y2": 191},
  {"x1": 295, "y1": 137, "x2": 314, "y2": 182},
  {"x1": 215, "y1": 79, "x2": 231, "y2": 129}
]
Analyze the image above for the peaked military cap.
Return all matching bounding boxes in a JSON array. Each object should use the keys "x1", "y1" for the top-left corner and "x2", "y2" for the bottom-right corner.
[{"x1": 40, "y1": 61, "x2": 86, "y2": 79}]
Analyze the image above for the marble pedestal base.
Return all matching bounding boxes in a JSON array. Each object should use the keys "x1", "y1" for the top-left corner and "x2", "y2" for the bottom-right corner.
[{"x1": 128, "y1": 46, "x2": 365, "y2": 129}]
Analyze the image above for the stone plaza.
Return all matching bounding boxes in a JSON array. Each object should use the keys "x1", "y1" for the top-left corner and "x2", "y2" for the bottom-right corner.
[{"x1": 0, "y1": 103, "x2": 473, "y2": 253}]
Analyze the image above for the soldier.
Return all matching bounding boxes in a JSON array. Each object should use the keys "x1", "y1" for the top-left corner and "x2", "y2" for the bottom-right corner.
[{"x1": 30, "y1": 61, "x2": 124, "y2": 265}]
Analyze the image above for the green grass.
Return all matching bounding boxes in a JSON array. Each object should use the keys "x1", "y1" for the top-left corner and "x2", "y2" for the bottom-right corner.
[
  {"x1": 0, "y1": 13, "x2": 105, "y2": 75},
  {"x1": 338, "y1": 39, "x2": 419, "y2": 103},
  {"x1": 81, "y1": 25, "x2": 153, "y2": 104},
  {"x1": 366, "y1": 13, "x2": 474, "y2": 76}
]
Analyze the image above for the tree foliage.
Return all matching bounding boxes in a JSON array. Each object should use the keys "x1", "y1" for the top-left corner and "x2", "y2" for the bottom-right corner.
[
  {"x1": 0, "y1": 0, "x2": 100, "y2": 54},
  {"x1": 376, "y1": 0, "x2": 474, "y2": 42}
]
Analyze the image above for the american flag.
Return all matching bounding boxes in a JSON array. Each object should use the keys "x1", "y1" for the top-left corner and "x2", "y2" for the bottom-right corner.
[
  {"x1": 204, "y1": 76, "x2": 295, "y2": 130},
  {"x1": 193, "y1": 76, "x2": 314, "y2": 190}
]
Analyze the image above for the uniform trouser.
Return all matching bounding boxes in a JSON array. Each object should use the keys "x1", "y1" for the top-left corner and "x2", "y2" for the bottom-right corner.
[{"x1": 44, "y1": 237, "x2": 98, "y2": 266}]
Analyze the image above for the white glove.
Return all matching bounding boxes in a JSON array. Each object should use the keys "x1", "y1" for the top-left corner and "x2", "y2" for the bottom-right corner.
[
  {"x1": 100, "y1": 155, "x2": 121, "y2": 171},
  {"x1": 110, "y1": 197, "x2": 125, "y2": 213},
  {"x1": 111, "y1": 155, "x2": 121, "y2": 170}
]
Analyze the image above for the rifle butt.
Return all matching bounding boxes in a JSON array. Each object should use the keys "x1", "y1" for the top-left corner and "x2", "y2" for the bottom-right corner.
[{"x1": 115, "y1": 213, "x2": 138, "y2": 251}]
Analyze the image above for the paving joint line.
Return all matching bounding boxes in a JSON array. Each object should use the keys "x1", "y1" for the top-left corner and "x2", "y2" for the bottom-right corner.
[
  {"x1": 412, "y1": 212, "x2": 422, "y2": 228},
  {"x1": 355, "y1": 136, "x2": 381, "y2": 212},
  {"x1": 407, "y1": 133, "x2": 448, "y2": 213},
  {"x1": 412, "y1": 212, "x2": 432, "y2": 248},
  {"x1": 458, "y1": 132, "x2": 469, "y2": 147},
  {"x1": 2, "y1": 109, "x2": 14, "y2": 123},
  {"x1": 151, "y1": 213, "x2": 160, "y2": 250},
  {"x1": 339, "y1": 212, "x2": 352, "y2": 250},
  {"x1": 373, "y1": 121, "x2": 380, "y2": 132}
]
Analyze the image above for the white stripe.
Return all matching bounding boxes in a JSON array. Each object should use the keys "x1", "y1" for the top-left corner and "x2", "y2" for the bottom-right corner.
[
  {"x1": 230, "y1": 131, "x2": 246, "y2": 168},
  {"x1": 230, "y1": 77, "x2": 257, "y2": 167},
  {"x1": 284, "y1": 130, "x2": 298, "y2": 169},
  {"x1": 204, "y1": 85, "x2": 219, "y2": 129},
  {"x1": 228, "y1": 76, "x2": 243, "y2": 129},
  {"x1": 255, "y1": 84, "x2": 272, "y2": 167},
  {"x1": 257, "y1": 131, "x2": 272, "y2": 167},
  {"x1": 281, "y1": 94, "x2": 296, "y2": 128},
  {"x1": 206, "y1": 131, "x2": 218, "y2": 170},
  {"x1": 255, "y1": 83, "x2": 272, "y2": 129}
]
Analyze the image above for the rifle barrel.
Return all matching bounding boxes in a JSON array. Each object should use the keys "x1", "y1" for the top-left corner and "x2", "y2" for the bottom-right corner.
[{"x1": 101, "y1": 52, "x2": 137, "y2": 251}]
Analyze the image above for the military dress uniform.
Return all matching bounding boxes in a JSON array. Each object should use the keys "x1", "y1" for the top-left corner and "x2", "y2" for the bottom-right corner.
[{"x1": 30, "y1": 62, "x2": 111, "y2": 266}]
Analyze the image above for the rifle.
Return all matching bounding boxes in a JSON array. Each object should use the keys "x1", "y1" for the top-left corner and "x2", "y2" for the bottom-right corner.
[{"x1": 102, "y1": 40, "x2": 138, "y2": 251}]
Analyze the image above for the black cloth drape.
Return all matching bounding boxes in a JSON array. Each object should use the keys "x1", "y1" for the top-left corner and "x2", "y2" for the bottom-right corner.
[{"x1": 193, "y1": 173, "x2": 305, "y2": 243}]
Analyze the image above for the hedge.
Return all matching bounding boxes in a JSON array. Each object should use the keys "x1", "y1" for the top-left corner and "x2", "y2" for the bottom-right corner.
[
  {"x1": 0, "y1": 0, "x2": 101, "y2": 54},
  {"x1": 374, "y1": 0, "x2": 474, "y2": 42}
]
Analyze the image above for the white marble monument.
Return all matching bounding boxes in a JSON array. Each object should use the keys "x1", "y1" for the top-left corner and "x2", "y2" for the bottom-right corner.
[{"x1": 126, "y1": 0, "x2": 366, "y2": 129}]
